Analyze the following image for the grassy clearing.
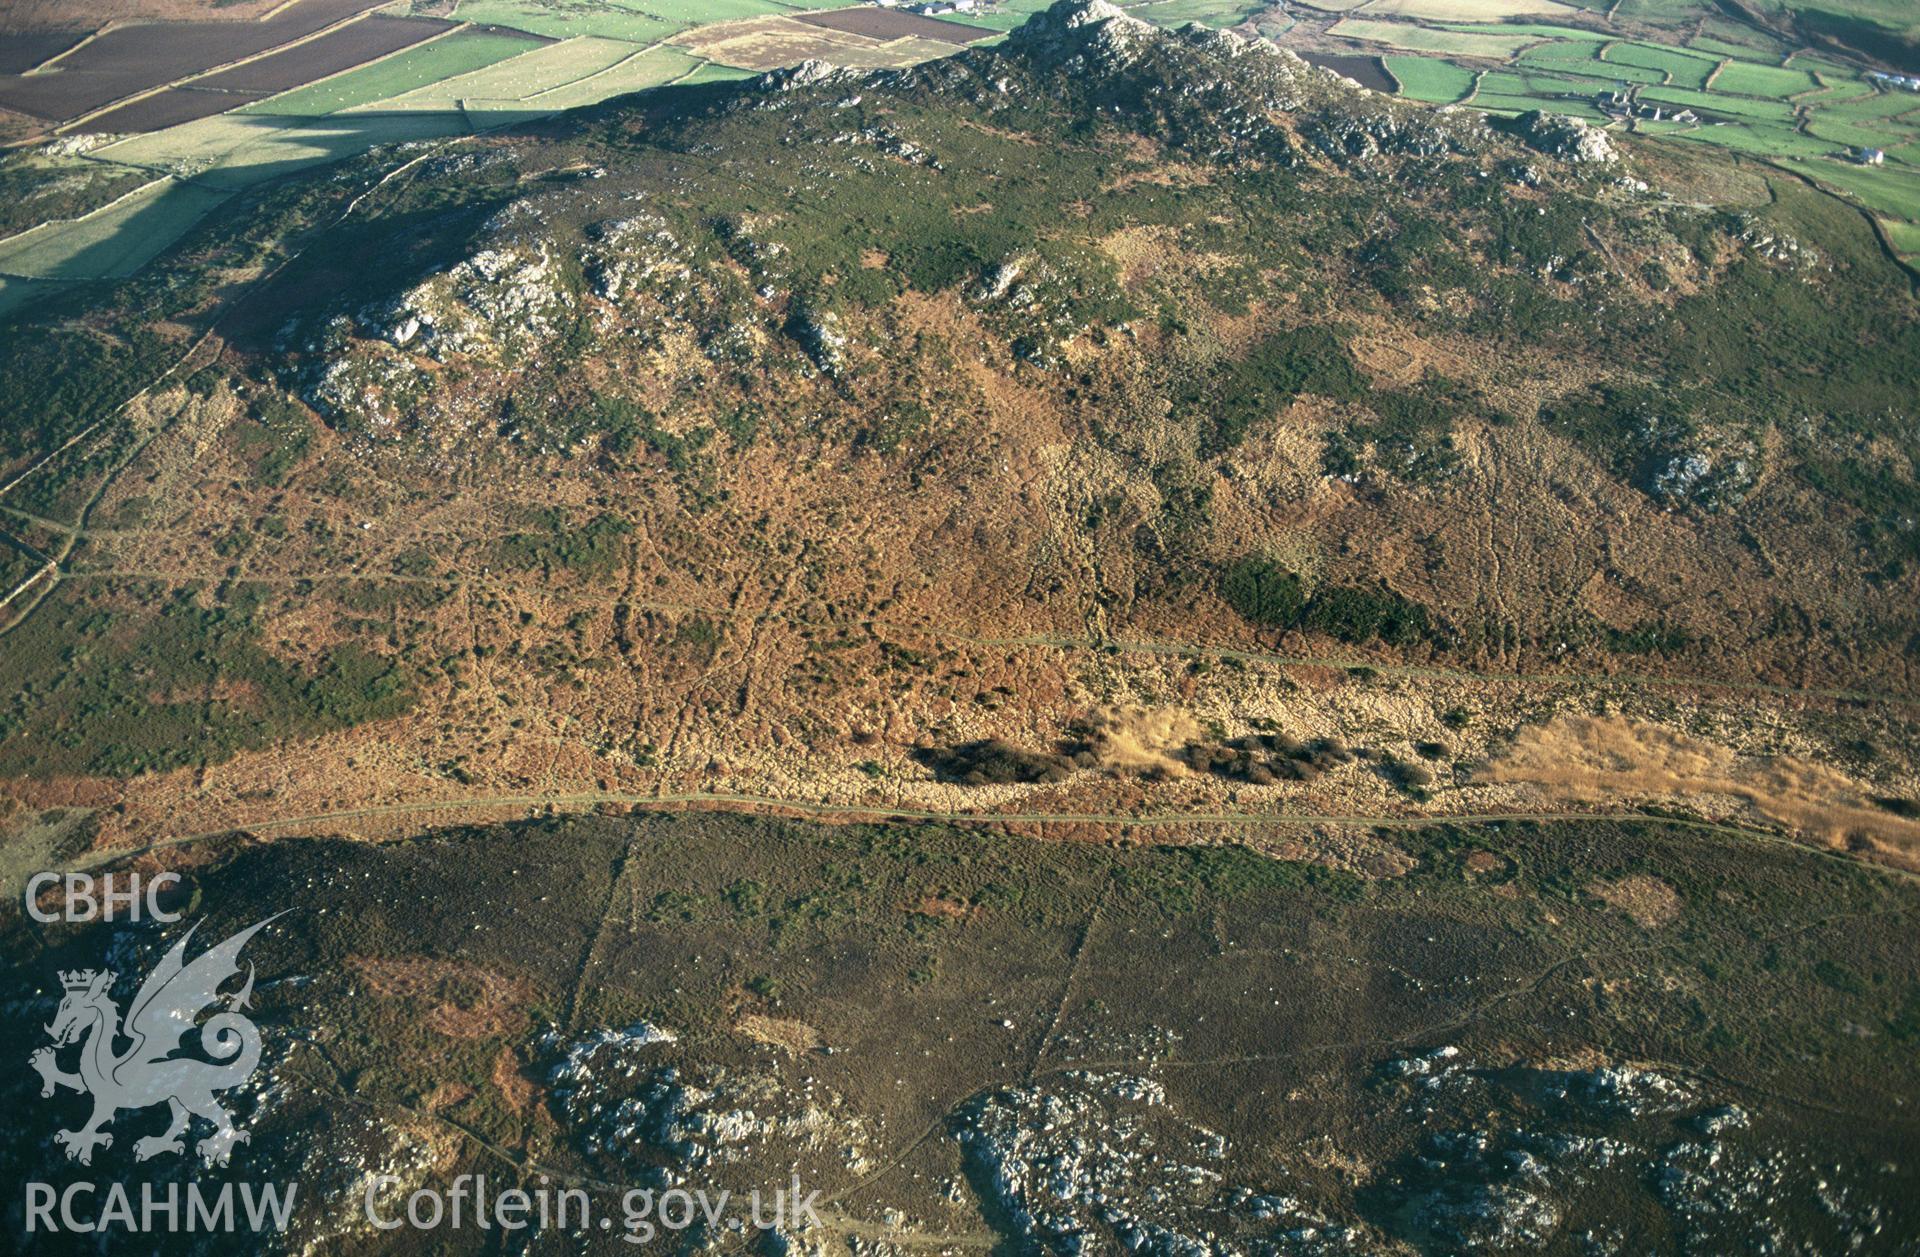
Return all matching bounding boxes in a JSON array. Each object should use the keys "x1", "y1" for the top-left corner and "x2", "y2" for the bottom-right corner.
[
  {"x1": 1329, "y1": 17, "x2": 1532, "y2": 57},
  {"x1": 1710, "y1": 60, "x2": 1817, "y2": 100},
  {"x1": 459, "y1": 43, "x2": 713, "y2": 129},
  {"x1": 1518, "y1": 44, "x2": 1669, "y2": 84},
  {"x1": 242, "y1": 28, "x2": 544, "y2": 116},
  {"x1": 0, "y1": 178, "x2": 230, "y2": 280},
  {"x1": 1383, "y1": 53, "x2": 1475, "y2": 103}
]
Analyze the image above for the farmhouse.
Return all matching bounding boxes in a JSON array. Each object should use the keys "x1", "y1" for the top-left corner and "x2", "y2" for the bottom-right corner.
[
  {"x1": 1855, "y1": 146, "x2": 1886, "y2": 166},
  {"x1": 1595, "y1": 91, "x2": 1698, "y2": 126},
  {"x1": 1868, "y1": 71, "x2": 1920, "y2": 91}
]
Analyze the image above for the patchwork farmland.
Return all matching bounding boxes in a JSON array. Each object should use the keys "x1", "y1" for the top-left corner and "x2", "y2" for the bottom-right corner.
[
  {"x1": 0, "y1": 0, "x2": 1002, "y2": 288},
  {"x1": 1282, "y1": 0, "x2": 1920, "y2": 256}
]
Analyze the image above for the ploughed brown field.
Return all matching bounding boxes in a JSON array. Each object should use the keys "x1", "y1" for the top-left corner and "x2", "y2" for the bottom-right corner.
[
  {"x1": 797, "y1": 6, "x2": 996, "y2": 44},
  {"x1": 0, "y1": 0, "x2": 378, "y2": 121},
  {"x1": 0, "y1": 30, "x2": 84, "y2": 75},
  {"x1": 190, "y1": 14, "x2": 454, "y2": 95},
  {"x1": 83, "y1": 85, "x2": 270, "y2": 132}
]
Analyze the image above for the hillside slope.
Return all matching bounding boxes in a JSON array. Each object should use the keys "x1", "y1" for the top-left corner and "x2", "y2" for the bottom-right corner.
[{"x1": 0, "y1": 0, "x2": 1916, "y2": 868}]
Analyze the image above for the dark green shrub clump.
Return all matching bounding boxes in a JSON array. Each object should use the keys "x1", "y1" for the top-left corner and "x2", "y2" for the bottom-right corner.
[
  {"x1": 1221, "y1": 557, "x2": 1305, "y2": 627},
  {"x1": 1220, "y1": 555, "x2": 1434, "y2": 647},
  {"x1": 1180, "y1": 326, "x2": 1363, "y2": 453}
]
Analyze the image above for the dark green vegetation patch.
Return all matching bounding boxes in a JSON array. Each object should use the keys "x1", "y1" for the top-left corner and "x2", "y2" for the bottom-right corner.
[{"x1": 0, "y1": 585, "x2": 408, "y2": 777}]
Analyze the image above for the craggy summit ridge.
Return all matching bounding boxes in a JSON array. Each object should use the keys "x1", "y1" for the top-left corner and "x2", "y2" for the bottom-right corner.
[{"x1": 284, "y1": 0, "x2": 1626, "y2": 453}]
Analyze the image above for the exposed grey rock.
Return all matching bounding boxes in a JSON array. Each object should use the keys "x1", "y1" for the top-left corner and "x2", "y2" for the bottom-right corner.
[{"x1": 1515, "y1": 111, "x2": 1618, "y2": 164}]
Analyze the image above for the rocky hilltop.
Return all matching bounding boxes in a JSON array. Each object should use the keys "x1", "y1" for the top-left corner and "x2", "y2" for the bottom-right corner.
[{"x1": 0, "y1": 0, "x2": 1916, "y2": 874}]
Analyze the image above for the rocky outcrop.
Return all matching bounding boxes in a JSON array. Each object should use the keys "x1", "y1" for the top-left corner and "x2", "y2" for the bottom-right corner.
[
  {"x1": 954, "y1": 1071, "x2": 1374, "y2": 1254},
  {"x1": 1514, "y1": 110, "x2": 1618, "y2": 164}
]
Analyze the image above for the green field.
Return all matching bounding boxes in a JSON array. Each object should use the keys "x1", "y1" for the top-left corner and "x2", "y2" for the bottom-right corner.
[
  {"x1": 367, "y1": 36, "x2": 645, "y2": 111},
  {"x1": 0, "y1": 178, "x2": 230, "y2": 280},
  {"x1": 1641, "y1": 84, "x2": 1796, "y2": 121},
  {"x1": 93, "y1": 112, "x2": 471, "y2": 190},
  {"x1": 3, "y1": 0, "x2": 933, "y2": 289},
  {"x1": 1474, "y1": 91, "x2": 1606, "y2": 119},
  {"x1": 673, "y1": 59, "x2": 756, "y2": 86},
  {"x1": 1383, "y1": 54, "x2": 1476, "y2": 103},
  {"x1": 452, "y1": 42, "x2": 708, "y2": 122},
  {"x1": 1882, "y1": 216, "x2": 1920, "y2": 253},
  {"x1": 1125, "y1": 0, "x2": 1268, "y2": 27},
  {"x1": 1802, "y1": 75, "x2": 1878, "y2": 102},
  {"x1": 1805, "y1": 113, "x2": 1910, "y2": 150},
  {"x1": 1690, "y1": 34, "x2": 1780, "y2": 59},
  {"x1": 1710, "y1": 59, "x2": 1818, "y2": 99},
  {"x1": 1331, "y1": 18, "x2": 1534, "y2": 57},
  {"x1": 1513, "y1": 38, "x2": 1605, "y2": 66},
  {"x1": 1603, "y1": 41, "x2": 1718, "y2": 87},
  {"x1": 1347, "y1": 0, "x2": 1920, "y2": 218},
  {"x1": 1438, "y1": 21, "x2": 1602, "y2": 39},
  {"x1": 243, "y1": 28, "x2": 544, "y2": 117},
  {"x1": 1520, "y1": 47, "x2": 1674, "y2": 84},
  {"x1": 1822, "y1": 90, "x2": 1920, "y2": 122},
  {"x1": 1479, "y1": 68, "x2": 1609, "y2": 99},
  {"x1": 448, "y1": 0, "x2": 680, "y2": 43},
  {"x1": 1781, "y1": 155, "x2": 1920, "y2": 220},
  {"x1": 519, "y1": 42, "x2": 706, "y2": 102},
  {"x1": 1664, "y1": 121, "x2": 1839, "y2": 159}
]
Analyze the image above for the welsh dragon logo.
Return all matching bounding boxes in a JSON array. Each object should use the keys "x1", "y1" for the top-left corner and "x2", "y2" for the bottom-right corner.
[{"x1": 30, "y1": 916, "x2": 280, "y2": 1168}]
